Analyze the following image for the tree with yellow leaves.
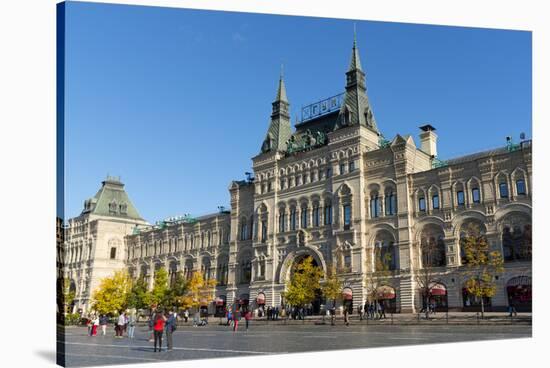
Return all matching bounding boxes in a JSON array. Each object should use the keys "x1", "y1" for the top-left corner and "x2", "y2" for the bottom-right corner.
[
  {"x1": 461, "y1": 222, "x2": 504, "y2": 319},
  {"x1": 283, "y1": 256, "x2": 324, "y2": 309},
  {"x1": 91, "y1": 270, "x2": 132, "y2": 315},
  {"x1": 178, "y1": 271, "x2": 217, "y2": 313}
]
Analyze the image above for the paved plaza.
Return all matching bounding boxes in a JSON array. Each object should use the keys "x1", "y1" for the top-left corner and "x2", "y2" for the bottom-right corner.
[{"x1": 58, "y1": 320, "x2": 532, "y2": 367}]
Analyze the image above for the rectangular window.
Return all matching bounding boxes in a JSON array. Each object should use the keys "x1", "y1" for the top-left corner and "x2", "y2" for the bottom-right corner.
[
  {"x1": 432, "y1": 194, "x2": 440, "y2": 209},
  {"x1": 348, "y1": 161, "x2": 355, "y2": 172},
  {"x1": 290, "y1": 209, "x2": 296, "y2": 230},
  {"x1": 472, "y1": 188, "x2": 481, "y2": 203},
  {"x1": 313, "y1": 207, "x2": 320, "y2": 227},
  {"x1": 499, "y1": 182, "x2": 508, "y2": 198},
  {"x1": 318, "y1": 169, "x2": 323, "y2": 180},
  {"x1": 516, "y1": 180, "x2": 526, "y2": 195},
  {"x1": 384, "y1": 195, "x2": 391, "y2": 216},
  {"x1": 391, "y1": 194, "x2": 397, "y2": 215},
  {"x1": 457, "y1": 191, "x2": 465, "y2": 205},
  {"x1": 301, "y1": 208, "x2": 308, "y2": 228},
  {"x1": 419, "y1": 197, "x2": 426, "y2": 211},
  {"x1": 240, "y1": 224, "x2": 247, "y2": 241},
  {"x1": 267, "y1": 182, "x2": 272, "y2": 192},
  {"x1": 343, "y1": 204, "x2": 352, "y2": 229},
  {"x1": 110, "y1": 247, "x2": 116, "y2": 260},
  {"x1": 324, "y1": 205, "x2": 333, "y2": 225},
  {"x1": 326, "y1": 168, "x2": 332, "y2": 178},
  {"x1": 280, "y1": 179, "x2": 285, "y2": 190}
]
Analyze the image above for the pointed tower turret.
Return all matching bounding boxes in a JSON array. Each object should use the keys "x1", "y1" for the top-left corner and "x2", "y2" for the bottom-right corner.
[
  {"x1": 336, "y1": 35, "x2": 378, "y2": 132},
  {"x1": 260, "y1": 71, "x2": 292, "y2": 153}
]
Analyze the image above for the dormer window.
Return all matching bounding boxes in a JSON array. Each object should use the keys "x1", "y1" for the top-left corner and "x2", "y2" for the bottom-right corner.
[
  {"x1": 119, "y1": 203, "x2": 127, "y2": 214},
  {"x1": 108, "y1": 201, "x2": 117, "y2": 214}
]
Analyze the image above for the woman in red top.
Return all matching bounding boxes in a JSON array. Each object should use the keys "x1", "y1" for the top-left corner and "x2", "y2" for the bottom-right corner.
[{"x1": 152, "y1": 310, "x2": 167, "y2": 352}]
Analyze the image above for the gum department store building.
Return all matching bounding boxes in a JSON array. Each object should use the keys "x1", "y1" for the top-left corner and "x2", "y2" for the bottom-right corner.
[{"x1": 61, "y1": 39, "x2": 532, "y2": 315}]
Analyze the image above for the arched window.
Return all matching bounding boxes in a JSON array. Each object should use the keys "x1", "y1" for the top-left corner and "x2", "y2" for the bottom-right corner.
[
  {"x1": 374, "y1": 231, "x2": 397, "y2": 271},
  {"x1": 279, "y1": 208, "x2": 286, "y2": 232},
  {"x1": 201, "y1": 258, "x2": 211, "y2": 280},
  {"x1": 240, "y1": 220, "x2": 248, "y2": 241},
  {"x1": 501, "y1": 215, "x2": 531, "y2": 261},
  {"x1": 384, "y1": 188, "x2": 397, "y2": 216},
  {"x1": 169, "y1": 261, "x2": 178, "y2": 285},
  {"x1": 240, "y1": 258, "x2": 252, "y2": 284},
  {"x1": 217, "y1": 255, "x2": 229, "y2": 286},
  {"x1": 418, "y1": 196, "x2": 426, "y2": 212},
  {"x1": 370, "y1": 191, "x2": 381, "y2": 218},
  {"x1": 420, "y1": 224, "x2": 446, "y2": 267},
  {"x1": 324, "y1": 201, "x2": 333, "y2": 225},
  {"x1": 516, "y1": 179, "x2": 526, "y2": 195},
  {"x1": 290, "y1": 207, "x2": 297, "y2": 230},
  {"x1": 499, "y1": 181, "x2": 509, "y2": 198},
  {"x1": 301, "y1": 205, "x2": 308, "y2": 228}
]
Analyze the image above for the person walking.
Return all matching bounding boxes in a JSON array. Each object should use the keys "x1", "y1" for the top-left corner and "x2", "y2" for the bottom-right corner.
[
  {"x1": 343, "y1": 308, "x2": 350, "y2": 326},
  {"x1": 379, "y1": 302, "x2": 386, "y2": 319},
  {"x1": 227, "y1": 308, "x2": 232, "y2": 327},
  {"x1": 244, "y1": 310, "x2": 252, "y2": 331},
  {"x1": 91, "y1": 315, "x2": 99, "y2": 336},
  {"x1": 152, "y1": 310, "x2": 166, "y2": 352},
  {"x1": 358, "y1": 304, "x2": 363, "y2": 321},
  {"x1": 127, "y1": 312, "x2": 136, "y2": 339},
  {"x1": 232, "y1": 306, "x2": 240, "y2": 332},
  {"x1": 99, "y1": 314, "x2": 108, "y2": 336},
  {"x1": 86, "y1": 316, "x2": 93, "y2": 336},
  {"x1": 165, "y1": 310, "x2": 176, "y2": 351},
  {"x1": 148, "y1": 312, "x2": 155, "y2": 342},
  {"x1": 116, "y1": 312, "x2": 126, "y2": 338}
]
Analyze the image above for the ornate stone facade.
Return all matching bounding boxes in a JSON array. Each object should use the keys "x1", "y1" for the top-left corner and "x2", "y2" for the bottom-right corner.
[{"x1": 63, "y1": 40, "x2": 532, "y2": 314}]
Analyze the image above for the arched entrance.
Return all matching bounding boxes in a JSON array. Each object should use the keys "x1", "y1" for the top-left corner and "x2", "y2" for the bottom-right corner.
[
  {"x1": 214, "y1": 295, "x2": 226, "y2": 317},
  {"x1": 376, "y1": 285, "x2": 397, "y2": 313},
  {"x1": 507, "y1": 276, "x2": 531, "y2": 312},
  {"x1": 288, "y1": 255, "x2": 324, "y2": 315}
]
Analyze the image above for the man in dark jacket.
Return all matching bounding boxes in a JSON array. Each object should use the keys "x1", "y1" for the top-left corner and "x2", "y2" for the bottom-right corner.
[{"x1": 165, "y1": 310, "x2": 177, "y2": 351}]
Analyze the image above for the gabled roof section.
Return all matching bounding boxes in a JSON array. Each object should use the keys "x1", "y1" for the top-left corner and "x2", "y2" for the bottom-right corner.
[{"x1": 81, "y1": 176, "x2": 144, "y2": 221}]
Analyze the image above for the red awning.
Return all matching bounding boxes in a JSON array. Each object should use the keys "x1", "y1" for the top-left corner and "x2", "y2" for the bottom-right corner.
[
  {"x1": 376, "y1": 286, "x2": 396, "y2": 300},
  {"x1": 342, "y1": 288, "x2": 353, "y2": 301},
  {"x1": 215, "y1": 297, "x2": 225, "y2": 306},
  {"x1": 429, "y1": 283, "x2": 447, "y2": 296}
]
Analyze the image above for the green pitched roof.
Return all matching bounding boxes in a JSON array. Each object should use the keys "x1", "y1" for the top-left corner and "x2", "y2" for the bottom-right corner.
[{"x1": 81, "y1": 177, "x2": 144, "y2": 221}]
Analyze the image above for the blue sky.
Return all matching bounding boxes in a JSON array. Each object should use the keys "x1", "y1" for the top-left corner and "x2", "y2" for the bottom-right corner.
[{"x1": 63, "y1": 1, "x2": 531, "y2": 223}]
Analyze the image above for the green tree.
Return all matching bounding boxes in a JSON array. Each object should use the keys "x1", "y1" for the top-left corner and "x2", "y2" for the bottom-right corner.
[
  {"x1": 145, "y1": 267, "x2": 169, "y2": 308},
  {"x1": 321, "y1": 265, "x2": 343, "y2": 308},
  {"x1": 127, "y1": 276, "x2": 148, "y2": 310},
  {"x1": 92, "y1": 270, "x2": 132, "y2": 315},
  {"x1": 461, "y1": 222, "x2": 504, "y2": 318},
  {"x1": 164, "y1": 271, "x2": 188, "y2": 309},
  {"x1": 283, "y1": 256, "x2": 324, "y2": 308}
]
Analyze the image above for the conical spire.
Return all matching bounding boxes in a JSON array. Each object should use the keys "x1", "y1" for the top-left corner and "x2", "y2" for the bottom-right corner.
[
  {"x1": 348, "y1": 29, "x2": 363, "y2": 72},
  {"x1": 260, "y1": 71, "x2": 292, "y2": 154},
  {"x1": 275, "y1": 74, "x2": 288, "y2": 102},
  {"x1": 336, "y1": 35, "x2": 378, "y2": 133}
]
